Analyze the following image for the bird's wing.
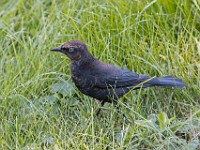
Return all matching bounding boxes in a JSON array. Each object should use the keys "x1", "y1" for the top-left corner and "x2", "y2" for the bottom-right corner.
[{"x1": 94, "y1": 68, "x2": 150, "y2": 89}]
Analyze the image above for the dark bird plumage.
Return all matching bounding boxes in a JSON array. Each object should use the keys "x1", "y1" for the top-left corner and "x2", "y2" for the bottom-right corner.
[{"x1": 51, "y1": 40, "x2": 186, "y2": 115}]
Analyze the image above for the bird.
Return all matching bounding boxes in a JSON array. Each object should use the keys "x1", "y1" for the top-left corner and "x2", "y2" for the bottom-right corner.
[{"x1": 51, "y1": 40, "x2": 186, "y2": 115}]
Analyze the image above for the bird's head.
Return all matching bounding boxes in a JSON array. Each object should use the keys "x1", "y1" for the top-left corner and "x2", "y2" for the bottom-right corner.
[{"x1": 51, "y1": 40, "x2": 88, "y2": 61}]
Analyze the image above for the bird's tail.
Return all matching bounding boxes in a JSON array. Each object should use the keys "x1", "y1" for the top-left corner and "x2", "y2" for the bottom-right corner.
[{"x1": 154, "y1": 75, "x2": 186, "y2": 88}]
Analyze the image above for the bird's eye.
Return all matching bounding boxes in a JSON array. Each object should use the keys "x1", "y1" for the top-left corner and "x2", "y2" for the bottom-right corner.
[{"x1": 69, "y1": 47, "x2": 74, "y2": 52}]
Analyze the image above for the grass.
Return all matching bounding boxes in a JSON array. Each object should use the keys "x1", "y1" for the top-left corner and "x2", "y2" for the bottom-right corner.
[{"x1": 0, "y1": 0, "x2": 199, "y2": 149}]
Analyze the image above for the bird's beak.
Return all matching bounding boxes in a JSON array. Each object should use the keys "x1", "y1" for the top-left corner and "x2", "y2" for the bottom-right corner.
[{"x1": 51, "y1": 46, "x2": 62, "y2": 52}]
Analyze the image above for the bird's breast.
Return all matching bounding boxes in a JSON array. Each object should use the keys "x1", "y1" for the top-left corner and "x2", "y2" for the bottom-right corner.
[{"x1": 71, "y1": 67, "x2": 95, "y2": 95}]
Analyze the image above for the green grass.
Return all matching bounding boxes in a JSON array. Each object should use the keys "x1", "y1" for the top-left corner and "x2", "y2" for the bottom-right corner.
[{"x1": 0, "y1": 0, "x2": 199, "y2": 149}]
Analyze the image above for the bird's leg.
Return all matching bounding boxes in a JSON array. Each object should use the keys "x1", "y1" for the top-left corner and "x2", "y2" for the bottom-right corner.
[{"x1": 95, "y1": 101, "x2": 105, "y2": 117}]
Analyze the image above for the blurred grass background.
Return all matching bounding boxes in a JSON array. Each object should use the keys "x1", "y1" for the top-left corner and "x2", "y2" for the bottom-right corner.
[{"x1": 0, "y1": 0, "x2": 199, "y2": 149}]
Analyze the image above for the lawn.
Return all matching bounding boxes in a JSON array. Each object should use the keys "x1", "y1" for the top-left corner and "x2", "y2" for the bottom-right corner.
[{"x1": 0, "y1": 0, "x2": 199, "y2": 149}]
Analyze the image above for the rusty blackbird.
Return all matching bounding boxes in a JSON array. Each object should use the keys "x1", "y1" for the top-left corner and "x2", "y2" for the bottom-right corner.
[{"x1": 51, "y1": 40, "x2": 186, "y2": 115}]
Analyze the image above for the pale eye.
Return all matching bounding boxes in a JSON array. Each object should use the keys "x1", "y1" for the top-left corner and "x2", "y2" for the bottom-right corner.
[{"x1": 69, "y1": 47, "x2": 74, "y2": 52}]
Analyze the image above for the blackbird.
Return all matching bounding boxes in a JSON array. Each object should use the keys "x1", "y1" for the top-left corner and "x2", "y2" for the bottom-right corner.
[{"x1": 51, "y1": 40, "x2": 186, "y2": 115}]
